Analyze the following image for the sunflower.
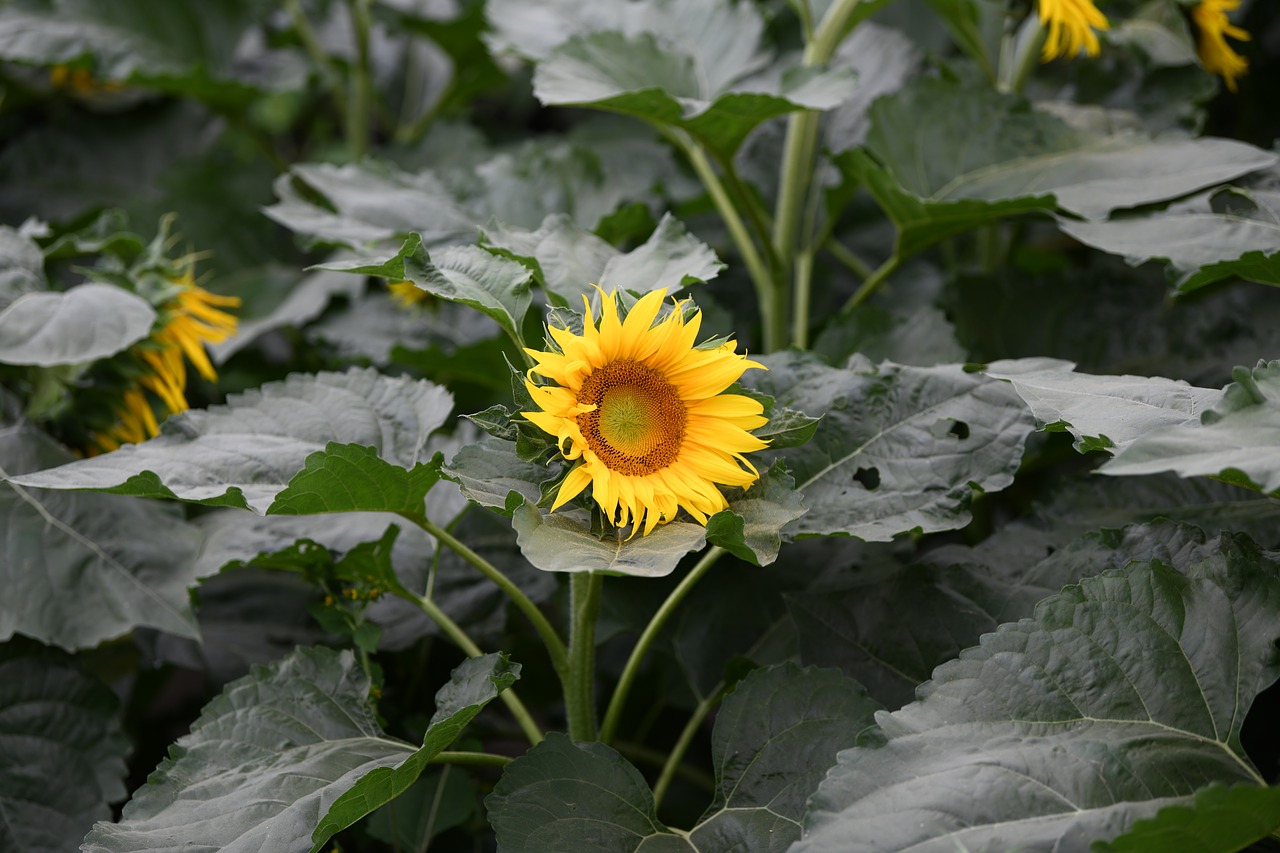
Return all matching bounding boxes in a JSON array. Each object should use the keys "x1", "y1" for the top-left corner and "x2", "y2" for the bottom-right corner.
[
  {"x1": 522, "y1": 288, "x2": 768, "y2": 537},
  {"x1": 92, "y1": 272, "x2": 240, "y2": 452},
  {"x1": 1039, "y1": 0, "x2": 1110, "y2": 61},
  {"x1": 1192, "y1": 0, "x2": 1249, "y2": 92},
  {"x1": 388, "y1": 280, "x2": 429, "y2": 308}
]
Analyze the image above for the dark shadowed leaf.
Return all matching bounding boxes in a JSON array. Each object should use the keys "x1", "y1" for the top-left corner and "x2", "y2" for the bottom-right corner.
[
  {"x1": 1093, "y1": 783, "x2": 1280, "y2": 853},
  {"x1": 0, "y1": 226, "x2": 45, "y2": 304},
  {"x1": 0, "y1": 283, "x2": 154, "y2": 366},
  {"x1": 0, "y1": 637, "x2": 128, "y2": 853},
  {"x1": 81, "y1": 647, "x2": 513, "y2": 853},
  {"x1": 8, "y1": 369, "x2": 453, "y2": 511},
  {"x1": 0, "y1": 424, "x2": 203, "y2": 650},
  {"x1": 487, "y1": 664, "x2": 879, "y2": 852},
  {"x1": 748, "y1": 352, "x2": 1034, "y2": 540},
  {"x1": 795, "y1": 527, "x2": 1280, "y2": 852}
]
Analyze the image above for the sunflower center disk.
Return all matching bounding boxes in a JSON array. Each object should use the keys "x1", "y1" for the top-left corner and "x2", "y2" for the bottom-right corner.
[{"x1": 577, "y1": 360, "x2": 686, "y2": 476}]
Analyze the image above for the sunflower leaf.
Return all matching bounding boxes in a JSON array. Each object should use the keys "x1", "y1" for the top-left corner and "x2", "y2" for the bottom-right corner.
[
  {"x1": 706, "y1": 462, "x2": 807, "y2": 566},
  {"x1": 1093, "y1": 783, "x2": 1280, "y2": 853},
  {"x1": 0, "y1": 424, "x2": 204, "y2": 650},
  {"x1": 748, "y1": 352, "x2": 1034, "y2": 541},
  {"x1": 445, "y1": 435, "x2": 551, "y2": 516},
  {"x1": 0, "y1": 637, "x2": 129, "y2": 853},
  {"x1": 486, "y1": 664, "x2": 879, "y2": 852},
  {"x1": 0, "y1": 282, "x2": 155, "y2": 366},
  {"x1": 7, "y1": 369, "x2": 453, "y2": 512},
  {"x1": 794, "y1": 527, "x2": 1280, "y2": 852},
  {"x1": 267, "y1": 442, "x2": 444, "y2": 518},
  {"x1": 511, "y1": 503, "x2": 705, "y2": 577}
]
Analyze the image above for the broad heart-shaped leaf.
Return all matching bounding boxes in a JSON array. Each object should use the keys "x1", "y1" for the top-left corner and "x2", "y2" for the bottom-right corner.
[
  {"x1": 511, "y1": 503, "x2": 706, "y2": 577},
  {"x1": 8, "y1": 369, "x2": 453, "y2": 512},
  {"x1": 486, "y1": 212, "x2": 721, "y2": 307},
  {"x1": 533, "y1": 30, "x2": 855, "y2": 159},
  {"x1": 309, "y1": 654, "x2": 519, "y2": 852},
  {"x1": 705, "y1": 461, "x2": 807, "y2": 566},
  {"x1": 1094, "y1": 783, "x2": 1280, "y2": 852},
  {"x1": 987, "y1": 361, "x2": 1223, "y2": 453},
  {"x1": 0, "y1": 424, "x2": 203, "y2": 650},
  {"x1": 1103, "y1": 360, "x2": 1280, "y2": 495},
  {"x1": 0, "y1": 637, "x2": 128, "y2": 853},
  {"x1": 82, "y1": 647, "x2": 516, "y2": 853},
  {"x1": 1059, "y1": 213, "x2": 1280, "y2": 294},
  {"x1": 795, "y1": 528, "x2": 1280, "y2": 853},
  {"x1": 445, "y1": 434, "x2": 549, "y2": 515},
  {"x1": 0, "y1": 282, "x2": 154, "y2": 366},
  {"x1": 267, "y1": 442, "x2": 444, "y2": 518},
  {"x1": 316, "y1": 235, "x2": 533, "y2": 345},
  {"x1": 747, "y1": 352, "x2": 1034, "y2": 541},
  {"x1": 488, "y1": 664, "x2": 879, "y2": 853}
]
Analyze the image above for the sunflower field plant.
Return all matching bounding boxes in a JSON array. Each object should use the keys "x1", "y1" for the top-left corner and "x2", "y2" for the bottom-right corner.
[{"x1": 2, "y1": 0, "x2": 1280, "y2": 852}]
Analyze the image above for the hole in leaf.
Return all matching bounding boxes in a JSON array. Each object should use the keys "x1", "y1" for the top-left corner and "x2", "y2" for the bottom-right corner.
[
  {"x1": 853, "y1": 466, "x2": 880, "y2": 490},
  {"x1": 949, "y1": 420, "x2": 970, "y2": 439}
]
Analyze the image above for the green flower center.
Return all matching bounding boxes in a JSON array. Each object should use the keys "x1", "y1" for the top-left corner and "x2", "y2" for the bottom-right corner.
[{"x1": 577, "y1": 360, "x2": 686, "y2": 476}]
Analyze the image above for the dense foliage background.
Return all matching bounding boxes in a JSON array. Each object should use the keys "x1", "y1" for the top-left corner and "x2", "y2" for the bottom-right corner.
[{"x1": 2, "y1": 0, "x2": 1280, "y2": 850}]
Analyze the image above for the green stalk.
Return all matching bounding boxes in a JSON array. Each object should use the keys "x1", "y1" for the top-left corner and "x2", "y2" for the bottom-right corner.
[
  {"x1": 667, "y1": 129, "x2": 782, "y2": 351},
  {"x1": 284, "y1": 0, "x2": 347, "y2": 127},
  {"x1": 1004, "y1": 19, "x2": 1047, "y2": 95},
  {"x1": 599, "y1": 547, "x2": 726, "y2": 744},
  {"x1": 652, "y1": 691, "x2": 719, "y2": 809},
  {"x1": 792, "y1": 248, "x2": 816, "y2": 349},
  {"x1": 345, "y1": 0, "x2": 373, "y2": 160},
  {"x1": 774, "y1": 0, "x2": 868, "y2": 349},
  {"x1": 412, "y1": 593, "x2": 543, "y2": 745},
  {"x1": 413, "y1": 516, "x2": 568, "y2": 678},
  {"x1": 428, "y1": 751, "x2": 513, "y2": 768},
  {"x1": 838, "y1": 253, "x2": 900, "y2": 315},
  {"x1": 565, "y1": 572, "x2": 604, "y2": 741},
  {"x1": 824, "y1": 238, "x2": 874, "y2": 279}
]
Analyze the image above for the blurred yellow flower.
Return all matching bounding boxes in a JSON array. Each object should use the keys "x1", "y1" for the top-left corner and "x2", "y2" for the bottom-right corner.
[
  {"x1": 388, "y1": 280, "x2": 428, "y2": 307},
  {"x1": 95, "y1": 389, "x2": 160, "y2": 453},
  {"x1": 522, "y1": 288, "x2": 768, "y2": 537},
  {"x1": 49, "y1": 65, "x2": 123, "y2": 96},
  {"x1": 1040, "y1": 0, "x2": 1110, "y2": 61},
  {"x1": 1193, "y1": 0, "x2": 1249, "y2": 91}
]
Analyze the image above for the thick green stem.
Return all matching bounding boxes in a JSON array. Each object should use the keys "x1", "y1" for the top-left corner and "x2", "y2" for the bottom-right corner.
[
  {"x1": 671, "y1": 131, "x2": 782, "y2": 351},
  {"x1": 413, "y1": 516, "x2": 568, "y2": 678},
  {"x1": 1004, "y1": 19, "x2": 1047, "y2": 95},
  {"x1": 345, "y1": 0, "x2": 373, "y2": 160},
  {"x1": 428, "y1": 751, "x2": 513, "y2": 768},
  {"x1": 599, "y1": 547, "x2": 726, "y2": 744},
  {"x1": 839, "y1": 253, "x2": 900, "y2": 315},
  {"x1": 824, "y1": 238, "x2": 874, "y2": 279},
  {"x1": 792, "y1": 248, "x2": 816, "y2": 349},
  {"x1": 566, "y1": 572, "x2": 604, "y2": 741},
  {"x1": 412, "y1": 594, "x2": 543, "y2": 745},
  {"x1": 284, "y1": 0, "x2": 347, "y2": 126},
  {"x1": 652, "y1": 692, "x2": 719, "y2": 809}
]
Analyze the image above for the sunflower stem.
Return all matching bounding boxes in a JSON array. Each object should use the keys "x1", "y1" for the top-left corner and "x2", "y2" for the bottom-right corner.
[
  {"x1": 600, "y1": 546, "x2": 726, "y2": 745},
  {"x1": 345, "y1": 0, "x2": 373, "y2": 161},
  {"x1": 428, "y1": 751, "x2": 513, "y2": 768},
  {"x1": 652, "y1": 689, "x2": 720, "y2": 809},
  {"x1": 409, "y1": 592, "x2": 543, "y2": 745},
  {"x1": 566, "y1": 571, "x2": 604, "y2": 741},
  {"x1": 413, "y1": 515, "x2": 569, "y2": 679},
  {"x1": 1004, "y1": 17, "x2": 1047, "y2": 95},
  {"x1": 664, "y1": 127, "x2": 782, "y2": 352},
  {"x1": 838, "y1": 252, "x2": 900, "y2": 316},
  {"x1": 284, "y1": 0, "x2": 347, "y2": 131}
]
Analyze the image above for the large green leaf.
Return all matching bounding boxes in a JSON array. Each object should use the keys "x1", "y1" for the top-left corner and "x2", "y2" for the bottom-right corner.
[
  {"x1": 1102, "y1": 360, "x2": 1280, "y2": 494},
  {"x1": 511, "y1": 503, "x2": 707, "y2": 577},
  {"x1": 8, "y1": 369, "x2": 453, "y2": 511},
  {"x1": 795, "y1": 527, "x2": 1280, "y2": 852},
  {"x1": 309, "y1": 653, "x2": 519, "y2": 852},
  {"x1": 704, "y1": 461, "x2": 807, "y2": 566},
  {"x1": 747, "y1": 352, "x2": 1034, "y2": 540},
  {"x1": 445, "y1": 434, "x2": 549, "y2": 515},
  {"x1": 317, "y1": 235, "x2": 533, "y2": 345},
  {"x1": 0, "y1": 424, "x2": 203, "y2": 650},
  {"x1": 987, "y1": 361, "x2": 1223, "y2": 453},
  {"x1": 81, "y1": 647, "x2": 514, "y2": 853},
  {"x1": 533, "y1": 31, "x2": 855, "y2": 158},
  {"x1": 267, "y1": 442, "x2": 444, "y2": 518},
  {"x1": 487, "y1": 664, "x2": 880, "y2": 852},
  {"x1": 0, "y1": 226, "x2": 46, "y2": 304},
  {"x1": 210, "y1": 266, "x2": 364, "y2": 362},
  {"x1": 822, "y1": 22, "x2": 922, "y2": 152},
  {"x1": 0, "y1": 283, "x2": 155, "y2": 366},
  {"x1": 0, "y1": 637, "x2": 129, "y2": 853},
  {"x1": 1060, "y1": 212, "x2": 1280, "y2": 294},
  {"x1": 1094, "y1": 783, "x2": 1280, "y2": 853}
]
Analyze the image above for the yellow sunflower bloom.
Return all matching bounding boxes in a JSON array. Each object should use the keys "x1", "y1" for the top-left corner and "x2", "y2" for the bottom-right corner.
[
  {"x1": 522, "y1": 288, "x2": 769, "y2": 537},
  {"x1": 388, "y1": 280, "x2": 429, "y2": 307},
  {"x1": 95, "y1": 389, "x2": 160, "y2": 453},
  {"x1": 1193, "y1": 0, "x2": 1249, "y2": 92},
  {"x1": 1039, "y1": 0, "x2": 1110, "y2": 61}
]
